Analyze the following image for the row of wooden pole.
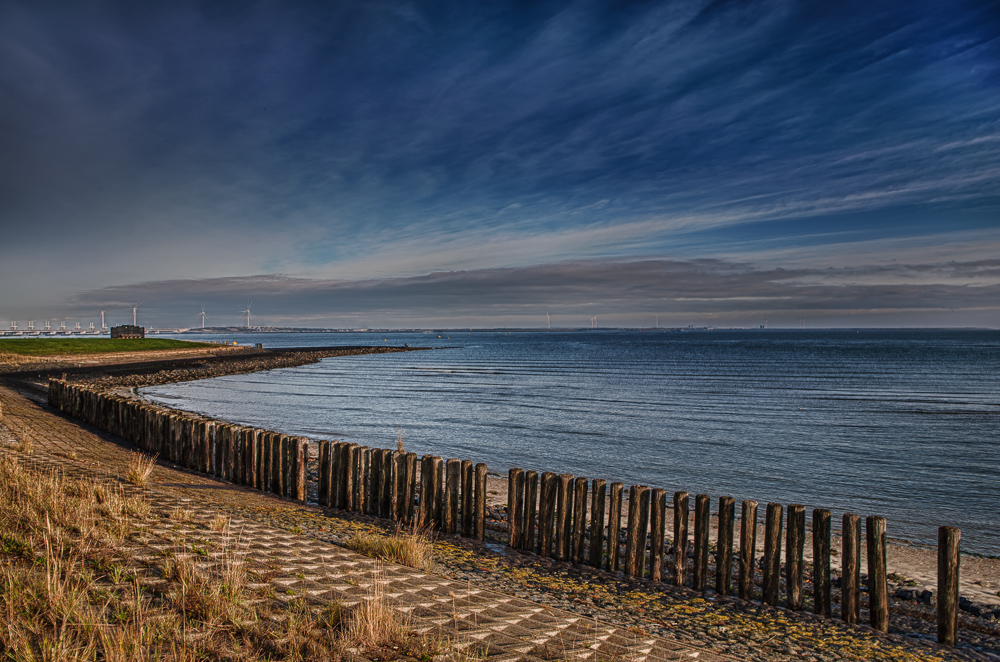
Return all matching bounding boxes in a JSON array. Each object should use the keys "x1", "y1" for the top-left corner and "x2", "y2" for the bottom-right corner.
[
  {"x1": 315, "y1": 443, "x2": 491, "y2": 541},
  {"x1": 506, "y1": 471, "x2": 963, "y2": 645},
  {"x1": 46, "y1": 379, "x2": 962, "y2": 647},
  {"x1": 48, "y1": 379, "x2": 308, "y2": 501}
]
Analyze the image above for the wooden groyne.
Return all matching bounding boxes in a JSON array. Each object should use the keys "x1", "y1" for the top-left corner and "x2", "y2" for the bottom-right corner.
[{"x1": 48, "y1": 378, "x2": 964, "y2": 646}]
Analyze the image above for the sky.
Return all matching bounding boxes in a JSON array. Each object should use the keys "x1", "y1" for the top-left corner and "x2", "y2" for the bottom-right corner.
[{"x1": 1, "y1": 0, "x2": 998, "y2": 329}]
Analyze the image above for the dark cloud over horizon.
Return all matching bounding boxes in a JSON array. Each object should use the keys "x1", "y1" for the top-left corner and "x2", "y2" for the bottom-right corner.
[
  {"x1": 1, "y1": 0, "x2": 999, "y2": 326},
  {"x1": 68, "y1": 256, "x2": 1000, "y2": 329}
]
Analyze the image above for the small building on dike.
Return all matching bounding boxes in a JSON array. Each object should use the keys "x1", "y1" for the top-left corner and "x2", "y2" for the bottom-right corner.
[{"x1": 110, "y1": 325, "x2": 145, "y2": 339}]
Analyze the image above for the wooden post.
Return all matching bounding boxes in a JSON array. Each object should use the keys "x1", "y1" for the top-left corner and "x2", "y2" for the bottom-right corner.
[
  {"x1": 572, "y1": 477, "x2": 588, "y2": 564},
  {"x1": 650, "y1": 488, "x2": 666, "y2": 581},
  {"x1": 260, "y1": 432, "x2": 271, "y2": 492},
  {"x1": 762, "y1": 502, "x2": 783, "y2": 606},
  {"x1": 589, "y1": 479, "x2": 607, "y2": 568},
  {"x1": 813, "y1": 509, "x2": 832, "y2": 617},
  {"x1": 507, "y1": 468, "x2": 523, "y2": 547},
  {"x1": 371, "y1": 448, "x2": 383, "y2": 516},
  {"x1": 673, "y1": 491, "x2": 689, "y2": 586},
  {"x1": 392, "y1": 451, "x2": 405, "y2": 520},
  {"x1": 446, "y1": 459, "x2": 461, "y2": 534},
  {"x1": 318, "y1": 441, "x2": 330, "y2": 506},
  {"x1": 296, "y1": 437, "x2": 308, "y2": 502},
  {"x1": 937, "y1": 526, "x2": 960, "y2": 646},
  {"x1": 716, "y1": 496, "x2": 735, "y2": 596},
  {"x1": 343, "y1": 443, "x2": 357, "y2": 511},
  {"x1": 786, "y1": 504, "x2": 806, "y2": 610},
  {"x1": 841, "y1": 512, "x2": 861, "y2": 623},
  {"x1": 268, "y1": 434, "x2": 281, "y2": 496},
  {"x1": 381, "y1": 450, "x2": 394, "y2": 518},
  {"x1": 420, "y1": 455, "x2": 433, "y2": 527},
  {"x1": 474, "y1": 462, "x2": 487, "y2": 540},
  {"x1": 282, "y1": 434, "x2": 292, "y2": 496},
  {"x1": 607, "y1": 482, "x2": 623, "y2": 571},
  {"x1": 538, "y1": 472, "x2": 557, "y2": 556},
  {"x1": 462, "y1": 460, "x2": 474, "y2": 537},
  {"x1": 431, "y1": 456, "x2": 444, "y2": 528},
  {"x1": 693, "y1": 494, "x2": 710, "y2": 592},
  {"x1": 248, "y1": 430, "x2": 259, "y2": 489},
  {"x1": 405, "y1": 452, "x2": 417, "y2": 524},
  {"x1": 357, "y1": 447, "x2": 371, "y2": 512},
  {"x1": 555, "y1": 474, "x2": 574, "y2": 561},
  {"x1": 523, "y1": 470, "x2": 538, "y2": 551},
  {"x1": 331, "y1": 441, "x2": 342, "y2": 507},
  {"x1": 866, "y1": 515, "x2": 888, "y2": 632},
  {"x1": 625, "y1": 485, "x2": 651, "y2": 577}
]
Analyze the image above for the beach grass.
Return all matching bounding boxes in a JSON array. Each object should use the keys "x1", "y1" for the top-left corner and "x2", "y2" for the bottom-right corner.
[
  {"x1": 0, "y1": 457, "x2": 474, "y2": 661},
  {"x1": 0, "y1": 338, "x2": 213, "y2": 357},
  {"x1": 347, "y1": 526, "x2": 435, "y2": 571}
]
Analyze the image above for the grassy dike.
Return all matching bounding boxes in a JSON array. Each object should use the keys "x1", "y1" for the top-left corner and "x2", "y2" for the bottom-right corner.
[{"x1": 0, "y1": 338, "x2": 214, "y2": 357}]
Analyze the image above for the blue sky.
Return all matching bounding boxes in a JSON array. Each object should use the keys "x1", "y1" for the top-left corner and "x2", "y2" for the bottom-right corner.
[{"x1": 1, "y1": 0, "x2": 998, "y2": 328}]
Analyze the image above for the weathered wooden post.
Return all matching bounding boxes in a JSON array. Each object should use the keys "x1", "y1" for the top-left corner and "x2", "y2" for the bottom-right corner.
[
  {"x1": 607, "y1": 482, "x2": 623, "y2": 571},
  {"x1": 343, "y1": 443, "x2": 358, "y2": 510},
  {"x1": 392, "y1": 451, "x2": 405, "y2": 520},
  {"x1": 260, "y1": 432, "x2": 272, "y2": 493},
  {"x1": 589, "y1": 479, "x2": 608, "y2": 569},
  {"x1": 693, "y1": 494, "x2": 710, "y2": 592},
  {"x1": 371, "y1": 449, "x2": 384, "y2": 516},
  {"x1": 319, "y1": 441, "x2": 330, "y2": 506},
  {"x1": 381, "y1": 450, "x2": 394, "y2": 518},
  {"x1": 625, "y1": 485, "x2": 650, "y2": 577},
  {"x1": 572, "y1": 477, "x2": 588, "y2": 564},
  {"x1": 556, "y1": 474, "x2": 574, "y2": 561},
  {"x1": 538, "y1": 472, "x2": 557, "y2": 556},
  {"x1": 420, "y1": 455, "x2": 434, "y2": 528},
  {"x1": 267, "y1": 433, "x2": 280, "y2": 495},
  {"x1": 474, "y1": 462, "x2": 487, "y2": 540},
  {"x1": 813, "y1": 508, "x2": 832, "y2": 617},
  {"x1": 673, "y1": 491, "x2": 689, "y2": 586},
  {"x1": 462, "y1": 460, "x2": 474, "y2": 537},
  {"x1": 295, "y1": 437, "x2": 307, "y2": 502},
  {"x1": 762, "y1": 502, "x2": 783, "y2": 606},
  {"x1": 787, "y1": 504, "x2": 806, "y2": 610},
  {"x1": 842, "y1": 512, "x2": 861, "y2": 623},
  {"x1": 523, "y1": 470, "x2": 538, "y2": 551},
  {"x1": 356, "y1": 447, "x2": 370, "y2": 512},
  {"x1": 937, "y1": 526, "x2": 960, "y2": 646},
  {"x1": 866, "y1": 515, "x2": 888, "y2": 632},
  {"x1": 716, "y1": 496, "x2": 735, "y2": 595},
  {"x1": 507, "y1": 468, "x2": 523, "y2": 547},
  {"x1": 405, "y1": 452, "x2": 417, "y2": 524},
  {"x1": 650, "y1": 488, "x2": 667, "y2": 581},
  {"x1": 446, "y1": 459, "x2": 461, "y2": 534},
  {"x1": 431, "y1": 456, "x2": 444, "y2": 527}
]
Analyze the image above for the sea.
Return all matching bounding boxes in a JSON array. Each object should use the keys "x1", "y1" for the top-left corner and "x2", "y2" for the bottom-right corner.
[{"x1": 144, "y1": 329, "x2": 1000, "y2": 555}]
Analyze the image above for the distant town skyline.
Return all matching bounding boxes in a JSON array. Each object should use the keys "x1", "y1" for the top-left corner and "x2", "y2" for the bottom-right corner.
[{"x1": 2, "y1": 1, "x2": 998, "y2": 329}]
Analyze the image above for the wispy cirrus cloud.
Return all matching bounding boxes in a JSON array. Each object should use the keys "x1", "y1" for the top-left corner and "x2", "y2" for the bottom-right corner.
[{"x1": 1, "y1": 0, "x2": 998, "y2": 325}]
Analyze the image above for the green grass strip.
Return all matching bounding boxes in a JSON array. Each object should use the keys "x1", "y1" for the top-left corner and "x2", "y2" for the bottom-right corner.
[{"x1": 0, "y1": 338, "x2": 213, "y2": 356}]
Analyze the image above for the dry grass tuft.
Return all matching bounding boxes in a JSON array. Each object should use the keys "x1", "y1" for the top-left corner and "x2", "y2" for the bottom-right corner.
[
  {"x1": 125, "y1": 450, "x2": 158, "y2": 485},
  {"x1": 209, "y1": 513, "x2": 230, "y2": 532},
  {"x1": 347, "y1": 525, "x2": 434, "y2": 571},
  {"x1": 168, "y1": 507, "x2": 194, "y2": 523}
]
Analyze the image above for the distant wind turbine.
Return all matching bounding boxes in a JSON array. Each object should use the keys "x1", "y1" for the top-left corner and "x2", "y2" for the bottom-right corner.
[
  {"x1": 239, "y1": 301, "x2": 254, "y2": 329},
  {"x1": 131, "y1": 302, "x2": 142, "y2": 326},
  {"x1": 546, "y1": 312, "x2": 550, "y2": 330},
  {"x1": 196, "y1": 305, "x2": 208, "y2": 329},
  {"x1": 100, "y1": 310, "x2": 106, "y2": 329}
]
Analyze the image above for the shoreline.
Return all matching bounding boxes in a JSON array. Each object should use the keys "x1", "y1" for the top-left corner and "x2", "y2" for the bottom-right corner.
[{"x1": 5, "y1": 346, "x2": 998, "y2": 639}]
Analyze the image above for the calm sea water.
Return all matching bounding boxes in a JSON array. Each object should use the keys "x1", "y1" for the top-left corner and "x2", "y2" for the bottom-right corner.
[{"x1": 145, "y1": 329, "x2": 1000, "y2": 554}]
